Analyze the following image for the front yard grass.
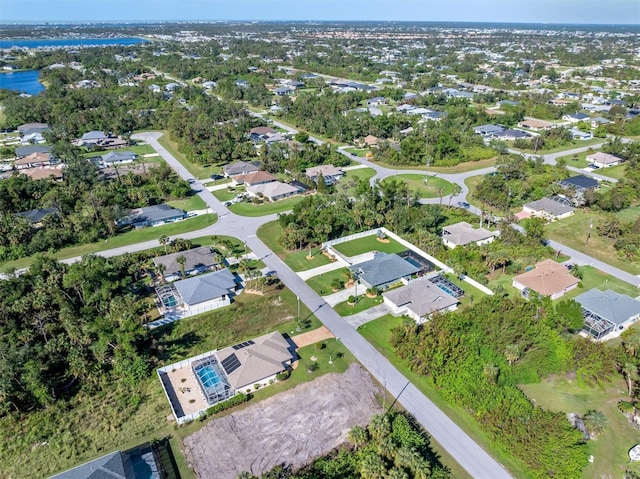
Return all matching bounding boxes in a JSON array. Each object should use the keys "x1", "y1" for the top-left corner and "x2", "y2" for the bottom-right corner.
[
  {"x1": 305, "y1": 267, "x2": 350, "y2": 296},
  {"x1": 514, "y1": 137, "x2": 604, "y2": 155},
  {"x1": 333, "y1": 294, "x2": 384, "y2": 316},
  {"x1": 546, "y1": 209, "x2": 640, "y2": 275},
  {"x1": 166, "y1": 195, "x2": 207, "y2": 211},
  {"x1": 212, "y1": 185, "x2": 246, "y2": 202},
  {"x1": 256, "y1": 221, "x2": 333, "y2": 272},
  {"x1": 358, "y1": 315, "x2": 534, "y2": 479},
  {"x1": 336, "y1": 167, "x2": 377, "y2": 195},
  {"x1": 595, "y1": 163, "x2": 627, "y2": 180},
  {"x1": 228, "y1": 195, "x2": 303, "y2": 217},
  {"x1": 558, "y1": 151, "x2": 590, "y2": 168},
  {"x1": 382, "y1": 174, "x2": 455, "y2": 199},
  {"x1": 0, "y1": 214, "x2": 216, "y2": 273},
  {"x1": 520, "y1": 377, "x2": 640, "y2": 479},
  {"x1": 333, "y1": 235, "x2": 406, "y2": 257}
]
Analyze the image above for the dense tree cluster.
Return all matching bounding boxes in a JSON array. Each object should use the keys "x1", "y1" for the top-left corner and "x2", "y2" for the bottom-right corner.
[
  {"x1": 389, "y1": 293, "x2": 622, "y2": 478},
  {"x1": 246, "y1": 411, "x2": 450, "y2": 479}
]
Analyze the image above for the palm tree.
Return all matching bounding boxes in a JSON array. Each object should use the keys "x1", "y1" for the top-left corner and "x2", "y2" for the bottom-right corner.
[
  {"x1": 155, "y1": 263, "x2": 167, "y2": 285},
  {"x1": 483, "y1": 363, "x2": 499, "y2": 384},
  {"x1": 448, "y1": 183, "x2": 463, "y2": 206},
  {"x1": 622, "y1": 362, "x2": 638, "y2": 396},
  {"x1": 505, "y1": 344, "x2": 521, "y2": 366},
  {"x1": 368, "y1": 414, "x2": 391, "y2": 441},
  {"x1": 360, "y1": 452, "x2": 386, "y2": 479},
  {"x1": 386, "y1": 467, "x2": 409, "y2": 479},
  {"x1": 176, "y1": 255, "x2": 187, "y2": 279},
  {"x1": 159, "y1": 235, "x2": 170, "y2": 254},
  {"x1": 348, "y1": 425, "x2": 368, "y2": 447},
  {"x1": 583, "y1": 410, "x2": 608, "y2": 438}
]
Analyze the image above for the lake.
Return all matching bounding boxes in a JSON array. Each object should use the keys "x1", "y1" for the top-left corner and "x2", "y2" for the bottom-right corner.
[
  {"x1": 0, "y1": 37, "x2": 149, "y2": 49},
  {"x1": 0, "y1": 70, "x2": 45, "y2": 95}
]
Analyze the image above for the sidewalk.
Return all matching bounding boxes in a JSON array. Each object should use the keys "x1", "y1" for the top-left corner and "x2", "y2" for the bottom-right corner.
[
  {"x1": 297, "y1": 261, "x2": 344, "y2": 281},
  {"x1": 324, "y1": 285, "x2": 357, "y2": 306}
]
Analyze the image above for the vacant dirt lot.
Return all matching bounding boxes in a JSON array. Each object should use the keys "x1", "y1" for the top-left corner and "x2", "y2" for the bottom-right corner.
[{"x1": 182, "y1": 364, "x2": 384, "y2": 479}]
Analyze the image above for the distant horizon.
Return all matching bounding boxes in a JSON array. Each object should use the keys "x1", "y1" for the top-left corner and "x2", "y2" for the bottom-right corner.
[{"x1": 3, "y1": 0, "x2": 640, "y2": 25}]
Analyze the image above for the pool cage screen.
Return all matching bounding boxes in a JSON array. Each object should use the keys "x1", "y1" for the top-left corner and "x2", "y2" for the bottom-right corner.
[
  {"x1": 192, "y1": 356, "x2": 235, "y2": 405},
  {"x1": 581, "y1": 308, "x2": 614, "y2": 340}
]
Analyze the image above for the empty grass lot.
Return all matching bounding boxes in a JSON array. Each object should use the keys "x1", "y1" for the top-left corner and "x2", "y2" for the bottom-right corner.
[
  {"x1": 358, "y1": 315, "x2": 533, "y2": 479},
  {"x1": 558, "y1": 151, "x2": 590, "y2": 168},
  {"x1": 594, "y1": 163, "x2": 627, "y2": 180},
  {"x1": 256, "y1": 221, "x2": 333, "y2": 272},
  {"x1": 521, "y1": 377, "x2": 640, "y2": 479},
  {"x1": 546, "y1": 209, "x2": 640, "y2": 275},
  {"x1": 337, "y1": 167, "x2": 377, "y2": 195},
  {"x1": 382, "y1": 174, "x2": 455, "y2": 199},
  {"x1": 166, "y1": 195, "x2": 207, "y2": 211},
  {"x1": 0, "y1": 214, "x2": 216, "y2": 272},
  {"x1": 332, "y1": 235, "x2": 406, "y2": 257}
]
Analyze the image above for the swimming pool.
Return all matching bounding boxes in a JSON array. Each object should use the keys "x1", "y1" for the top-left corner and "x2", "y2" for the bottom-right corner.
[
  {"x1": 161, "y1": 294, "x2": 178, "y2": 308},
  {"x1": 194, "y1": 363, "x2": 223, "y2": 388},
  {"x1": 404, "y1": 257, "x2": 422, "y2": 268}
]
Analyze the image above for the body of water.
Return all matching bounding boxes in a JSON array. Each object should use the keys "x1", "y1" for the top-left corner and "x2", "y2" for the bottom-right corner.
[
  {"x1": 0, "y1": 70, "x2": 45, "y2": 95},
  {"x1": 0, "y1": 37, "x2": 149, "y2": 49}
]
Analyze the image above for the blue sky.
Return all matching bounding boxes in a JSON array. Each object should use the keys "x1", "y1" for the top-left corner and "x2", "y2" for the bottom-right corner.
[{"x1": 2, "y1": 0, "x2": 639, "y2": 24}]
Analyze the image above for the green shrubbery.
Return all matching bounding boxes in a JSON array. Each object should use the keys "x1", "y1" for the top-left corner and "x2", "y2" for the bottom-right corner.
[{"x1": 202, "y1": 392, "x2": 251, "y2": 420}]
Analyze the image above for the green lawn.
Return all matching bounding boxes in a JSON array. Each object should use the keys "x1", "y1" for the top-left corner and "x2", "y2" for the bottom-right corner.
[
  {"x1": 0, "y1": 214, "x2": 216, "y2": 272},
  {"x1": 514, "y1": 138, "x2": 604, "y2": 155},
  {"x1": 343, "y1": 146, "x2": 369, "y2": 157},
  {"x1": 616, "y1": 205, "x2": 640, "y2": 223},
  {"x1": 228, "y1": 195, "x2": 303, "y2": 217},
  {"x1": 166, "y1": 195, "x2": 207, "y2": 211},
  {"x1": 333, "y1": 294, "x2": 384, "y2": 316},
  {"x1": 374, "y1": 156, "x2": 498, "y2": 174},
  {"x1": 558, "y1": 152, "x2": 590, "y2": 168},
  {"x1": 358, "y1": 315, "x2": 533, "y2": 479},
  {"x1": 382, "y1": 174, "x2": 455, "y2": 199},
  {"x1": 335, "y1": 167, "x2": 377, "y2": 196},
  {"x1": 520, "y1": 378, "x2": 640, "y2": 479},
  {"x1": 546, "y1": 209, "x2": 640, "y2": 275},
  {"x1": 595, "y1": 163, "x2": 627, "y2": 180},
  {"x1": 256, "y1": 221, "x2": 333, "y2": 272},
  {"x1": 2, "y1": 285, "x2": 331, "y2": 479},
  {"x1": 305, "y1": 267, "x2": 350, "y2": 296},
  {"x1": 333, "y1": 235, "x2": 406, "y2": 257},
  {"x1": 212, "y1": 185, "x2": 246, "y2": 202},
  {"x1": 156, "y1": 131, "x2": 222, "y2": 179}
]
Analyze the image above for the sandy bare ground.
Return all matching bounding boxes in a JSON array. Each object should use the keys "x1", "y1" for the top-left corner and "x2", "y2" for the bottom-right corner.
[
  {"x1": 182, "y1": 364, "x2": 383, "y2": 479},
  {"x1": 291, "y1": 325, "x2": 334, "y2": 349}
]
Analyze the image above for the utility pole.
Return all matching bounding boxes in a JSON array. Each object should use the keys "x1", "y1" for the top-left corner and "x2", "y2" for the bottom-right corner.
[{"x1": 585, "y1": 217, "x2": 593, "y2": 245}]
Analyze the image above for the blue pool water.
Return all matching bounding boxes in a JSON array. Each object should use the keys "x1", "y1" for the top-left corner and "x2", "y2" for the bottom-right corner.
[
  {"x1": 437, "y1": 284, "x2": 456, "y2": 296},
  {"x1": 195, "y1": 364, "x2": 222, "y2": 388},
  {"x1": 405, "y1": 257, "x2": 422, "y2": 268}
]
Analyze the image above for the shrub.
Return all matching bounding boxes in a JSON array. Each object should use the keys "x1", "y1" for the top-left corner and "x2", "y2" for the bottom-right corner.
[
  {"x1": 203, "y1": 392, "x2": 251, "y2": 418},
  {"x1": 307, "y1": 362, "x2": 320, "y2": 373},
  {"x1": 315, "y1": 342, "x2": 326, "y2": 350},
  {"x1": 254, "y1": 383, "x2": 261, "y2": 390},
  {"x1": 348, "y1": 295, "x2": 355, "y2": 303},
  {"x1": 276, "y1": 371, "x2": 290, "y2": 381}
]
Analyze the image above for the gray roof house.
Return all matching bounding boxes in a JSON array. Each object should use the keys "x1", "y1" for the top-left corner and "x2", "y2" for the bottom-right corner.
[
  {"x1": 383, "y1": 278, "x2": 459, "y2": 324},
  {"x1": 117, "y1": 204, "x2": 185, "y2": 228},
  {"x1": 15, "y1": 144, "x2": 51, "y2": 158},
  {"x1": 523, "y1": 197, "x2": 574, "y2": 221},
  {"x1": 101, "y1": 150, "x2": 137, "y2": 166},
  {"x1": 442, "y1": 222, "x2": 498, "y2": 248},
  {"x1": 17, "y1": 122, "x2": 49, "y2": 134},
  {"x1": 222, "y1": 160, "x2": 260, "y2": 178},
  {"x1": 575, "y1": 289, "x2": 640, "y2": 340},
  {"x1": 349, "y1": 253, "x2": 420, "y2": 289},
  {"x1": 172, "y1": 268, "x2": 238, "y2": 311},
  {"x1": 559, "y1": 175, "x2": 598, "y2": 192},
  {"x1": 474, "y1": 124, "x2": 505, "y2": 137},
  {"x1": 80, "y1": 130, "x2": 108, "y2": 145},
  {"x1": 246, "y1": 181, "x2": 301, "y2": 201},
  {"x1": 153, "y1": 246, "x2": 220, "y2": 282},
  {"x1": 15, "y1": 207, "x2": 58, "y2": 226},
  {"x1": 306, "y1": 164, "x2": 344, "y2": 185},
  {"x1": 491, "y1": 129, "x2": 532, "y2": 141}
]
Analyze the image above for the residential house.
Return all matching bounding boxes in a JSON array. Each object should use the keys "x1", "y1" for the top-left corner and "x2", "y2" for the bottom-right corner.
[
  {"x1": 246, "y1": 181, "x2": 301, "y2": 201},
  {"x1": 17, "y1": 122, "x2": 49, "y2": 135},
  {"x1": 576, "y1": 289, "x2": 640, "y2": 340},
  {"x1": 153, "y1": 246, "x2": 220, "y2": 282},
  {"x1": 563, "y1": 112, "x2": 590, "y2": 123},
  {"x1": 497, "y1": 100, "x2": 520, "y2": 107},
  {"x1": 117, "y1": 204, "x2": 185, "y2": 228},
  {"x1": 383, "y1": 278, "x2": 459, "y2": 324},
  {"x1": 234, "y1": 170, "x2": 277, "y2": 187},
  {"x1": 348, "y1": 253, "x2": 420, "y2": 290},
  {"x1": 442, "y1": 221, "x2": 498, "y2": 248},
  {"x1": 99, "y1": 137, "x2": 128, "y2": 149},
  {"x1": 306, "y1": 164, "x2": 344, "y2": 185},
  {"x1": 421, "y1": 110, "x2": 447, "y2": 121},
  {"x1": 14, "y1": 151, "x2": 52, "y2": 169},
  {"x1": 362, "y1": 135, "x2": 380, "y2": 148},
  {"x1": 367, "y1": 96, "x2": 386, "y2": 107},
  {"x1": 590, "y1": 116, "x2": 611, "y2": 128},
  {"x1": 559, "y1": 175, "x2": 599, "y2": 193},
  {"x1": 14, "y1": 207, "x2": 58, "y2": 227},
  {"x1": 222, "y1": 160, "x2": 260, "y2": 178},
  {"x1": 249, "y1": 126, "x2": 276, "y2": 142},
  {"x1": 403, "y1": 92, "x2": 418, "y2": 100},
  {"x1": 491, "y1": 129, "x2": 532, "y2": 141},
  {"x1": 167, "y1": 268, "x2": 239, "y2": 314},
  {"x1": 517, "y1": 119, "x2": 554, "y2": 131},
  {"x1": 569, "y1": 128, "x2": 593, "y2": 141},
  {"x1": 273, "y1": 86, "x2": 293, "y2": 96},
  {"x1": 15, "y1": 145, "x2": 51, "y2": 159},
  {"x1": 77, "y1": 130, "x2": 108, "y2": 146},
  {"x1": 586, "y1": 152, "x2": 624, "y2": 168},
  {"x1": 235, "y1": 79, "x2": 249, "y2": 88},
  {"x1": 474, "y1": 124, "x2": 505, "y2": 137},
  {"x1": 396, "y1": 104, "x2": 416, "y2": 113},
  {"x1": 522, "y1": 197, "x2": 575, "y2": 221},
  {"x1": 512, "y1": 259, "x2": 579, "y2": 300},
  {"x1": 214, "y1": 331, "x2": 294, "y2": 392},
  {"x1": 101, "y1": 150, "x2": 137, "y2": 167},
  {"x1": 21, "y1": 168, "x2": 63, "y2": 181}
]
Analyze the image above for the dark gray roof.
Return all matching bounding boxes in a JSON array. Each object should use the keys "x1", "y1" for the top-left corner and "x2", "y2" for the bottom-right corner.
[
  {"x1": 524, "y1": 197, "x2": 574, "y2": 217},
  {"x1": 568, "y1": 112, "x2": 590, "y2": 120},
  {"x1": 18, "y1": 122, "x2": 48, "y2": 133},
  {"x1": 118, "y1": 204, "x2": 184, "y2": 227},
  {"x1": 575, "y1": 289, "x2": 640, "y2": 326},
  {"x1": 153, "y1": 246, "x2": 216, "y2": 277},
  {"x1": 474, "y1": 124, "x2": 505, "y2": 135},
  {"x1": 492, "y1": 129, "x2": 531, "y2": 139},
  {"x1": 81, "y1": 130, "x2": 107, "y2": 140},
  {"x1": 223, "y1": 160, "x2": 260, "y2": 176},
  {"x1": 15, "y1": 207, "x2": 57, "y2": 224},
  {"x1": 560, "y1": 175, "x2": 598, "y2": 190},
  {"x1": 349, "y1": 253, "x2": 419, "y2": 288},
  {"x1": 49, "y1": 451, "x2": 129, "y2": 479},
  {"x1": 15, "y1": 145, "x2": 51, "y2": 157},
  {"x1": 101, "y1": 151, "x2": 137, "y2": 163},
  {"x1": 173, "y1": 268, "x2": 237, "y2": 306}
]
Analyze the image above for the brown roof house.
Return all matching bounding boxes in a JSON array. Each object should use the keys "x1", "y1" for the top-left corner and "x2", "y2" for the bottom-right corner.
[
  {"x1": 14, "y1": 152, "x2": 52, "y2": 169},
  {"x1": 442, "y1": 222, "x2": 499, "y2": 248},
  {"x1": 512, "y1": 259, "x2": 579, "y2": 300},
  {"x1": 586, "y1": 152, "x2": 624, "y2": 168},
  {"x1": 232, "y1": 170, "x2": 277, "y2": 187},
  {"x1": 306, "y1": 164, "x2": 344, "y2": 185}
]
